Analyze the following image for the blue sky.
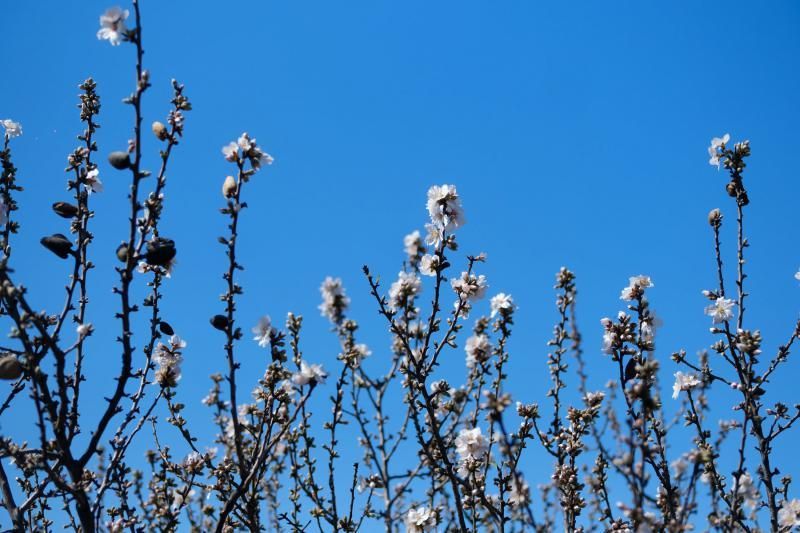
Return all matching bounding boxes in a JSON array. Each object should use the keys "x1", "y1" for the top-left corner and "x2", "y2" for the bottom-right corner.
[{"x1": 2, "y1": 0, "x2": 800, "y2": 527}]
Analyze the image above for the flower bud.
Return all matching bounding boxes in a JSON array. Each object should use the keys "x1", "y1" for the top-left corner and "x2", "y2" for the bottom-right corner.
[
  {"x1": 41, "y1": 234, "x2": 73, "y2": 259},
  {"x1": 52, "y1": 201, "x2": 79, "y2": 219},
  {"x1": 726, "y1": 182, "x2": 737, "y2": 198},
  {"x1": 152, "y1": 121, "x2": 168, "y2": 141},
  {"x1": 159, "y1": 321, "x2": 175, "y2": 336},
  {"x1": 108, "y1": 151, "x2": 131, "y2": 170},
  {"x1": 145, "y1": 237, "x2": 176, "y2": 267},
  {"x1": 116, "y1": 243, "x2": 129, "y2": 263},
  {"x1": 707, "y1": 208, "x2": 722, "y2": 227},
  {"x1": 210, "y1": 314, "x2": 229, "y2": 331},
  {"x1": 0, "y1": 355, "x2": 22, "y2": 380},
  {"x1": 222, "y1": 175, "x2": 237, "y2": 198}
]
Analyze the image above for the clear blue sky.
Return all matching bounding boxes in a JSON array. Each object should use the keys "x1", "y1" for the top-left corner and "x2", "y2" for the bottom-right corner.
[{"x1": 2, "y1": 0, "x2": 800, "y2": 527}]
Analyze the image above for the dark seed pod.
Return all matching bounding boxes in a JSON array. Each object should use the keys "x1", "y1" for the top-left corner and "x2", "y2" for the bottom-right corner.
[
  {"x1": 210, "y1": 314, "x2": 229, "y2": 331},
  {"x1": 159, "y1": 321, "x2": 175, "y2": 336},
  {"x1": 116, "y1": 243, "x2": 129, "y2": 263},
  {"x1": 52, "y1": 201, "x2": 79, "y2": 219},
  {"x1": 145, "y1": 237, "x2": 176, "y2": 267},
  {"x1": 108, "y1": 151, "x2": 131, "y2": 170},
  {"x1": 0, "y1": 355, "x2": 22, "y2": 380},
  {"x1": 624, "y1": 358, "x2": 638, "y2": 381},
  {"x1": 41, "y1": 234, "x2": 73, "y2": 259}
]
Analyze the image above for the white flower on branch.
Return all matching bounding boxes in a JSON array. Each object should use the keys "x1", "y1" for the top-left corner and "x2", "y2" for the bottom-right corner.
[
  {"x1": 508, "y1": 479, "x2": 530, "y2": 507},
  {"x1": 389, "y1": 271, "x2": 422, "y2": 309},
  {"x1": 620, "y1": 275, "x2": 653, "y2": 301},
  {"x1": 426, "y1": 184, "x2": 465, "y2": 233},
  {"x1": 85, "y1": 168, "x2": 103, "y2": 193},
  {"x1": 704, "y1": 297, "x2": 735, "y2": 324},
  {"x1": 455, "y1": 426, "x2": 489, "y2": 462},
  {"x1": 222, "y1": 141, "x2": 238, "y2": 162},
  {"x1": 76, "y1": 323, "x2": 93, "y2": 338},
  {"x1": 252, "y1": 315, "x2": 274, "y2": 348},
  {"x1": 779, "y1": 499, "x2": 800, "y2": 529},
  {"x1": 404, "y1": 230, "x2": 424, "y2": 257},
  {"x1": 419, "y1": 254, "x2": 439, "y2": 277},
  {"x1": 451, "y1": 271, "x2": 487, "y2": 301},
  {"x1": 708, "y1": 133, "x2": 730, "y2": 168},
  {"x1": 154, "y1": 335, "x2": 186, "y2": 387},
  {"x1": 1, "y1": 119, "x2": 22, "y2": 139},
  {"x1": 96, "y1": 7, "x2": 129, "y2": 46},
  {"x1": 292, "y1": 360, "x2": 327, "y2": 387},
  {"x1": 319, "y1": 276, "x2": 350, "y2": 323},
  {"x1": 735, "y1": 472, "x2": 761, "y2": 510},
  {"x1": 404, "y1": 506, "x2": 437, "y2": 533},
  {"x1": 490, "y1": 292, "x2": 515, "y2": 318},
  {"x1": 671, "y1": 371, "x2": 701, "y2": 399},
  {"x1": 465, "y1": 334, "x2": 491, "y2": 369}
]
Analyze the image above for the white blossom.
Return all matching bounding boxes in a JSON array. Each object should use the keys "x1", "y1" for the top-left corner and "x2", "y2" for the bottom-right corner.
[
  {"x1": 419, "y1": 254, "x2": 439, "y2": 277},
  {"x1": 424, "y1": 222, "x2": 442, "y2": 247},
  {"x1": 778, "y1": 499, "x2": 800, "y2": 529},
  {"x1": 490, "y1": 293, "x2": 515, "y2": 318},
  {"x1": 389, "y1": 271, "x2": 422, "y2": 309},
  {"x1": 620, "y1": 275, "x2": 653, "y2": 301},
  {"x1": 450, "y1": 271, "x2": 487, "y2": 301},
  {"x1": 672, "y1": 371, "x2": 701, "y2": 399},
  {"x1": 404, "y1": 506, "x2": 437, "y2": 533},
  {"x1": 508, "y1": 479, "x2": 530, "y2": 507},
  {"x1": 795, "y1": 269, "x2": 800, "y2": 283},
  {"x1": 154, "y1": 335, "x2": 186, "y2": 386},
  {"x1": 465, "y1": 334, "x2": 491, "y2": 369},
  {"x1": 708, "y1": 133, "x2": 730, "y2": 168},
  {"x1": 292, "y1": 361, "x2": 327, "y2": 387},
  {"x1": 404, "y1": 230, "x2": 423, "y2": 257},
  {"x1": 85, "y1": 168, "x2": 103, "y2": 193},
  {"x1": 222, "y1": 142, "x2": 238, "y2": 161},
  {"x1": 426, "y1": 184, "x2": 465, "y2": 233},
  {"x1": 735, "y1": 472, "x2": 761, "y2": 510},
  {"x1": 96, "y1": 7, "x2": 129, "y2": 46},
  {"x1": 455, "y1": 427, "x2": 489, "y2": 462},
  {"x1": 318, "y1": 276, "x2": 350, "y2": 322},
  {"x1": 704, "y1": 297, "x2": 735, "y2": 324},
  {"x1": 252, "y1": 316, "x2": 274, "y2": 348},
  {"x1": 600, "y1": 317, "x2": 616, "y2": 354},
  {"x1": 1, "y1": 119, "x2": 22, "y2": 139},
  {"x1": 76, "y1": 323, "x2": 93, "y2": 338}
]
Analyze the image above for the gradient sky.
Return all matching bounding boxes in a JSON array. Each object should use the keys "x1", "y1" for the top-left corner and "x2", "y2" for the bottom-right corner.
[{"x1": 2, "y1": 0, "x2": 800, "y2": 528}]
